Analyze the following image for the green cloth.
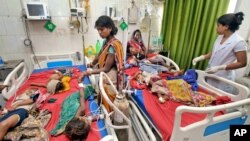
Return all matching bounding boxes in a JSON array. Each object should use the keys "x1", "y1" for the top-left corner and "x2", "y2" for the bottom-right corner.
[
  {"x1": 50, "y1": 92, "x2": 80, "y2": 136},
  {"x1": 161, "y1": 0, "x2": 230, "y2": 70},
  {"x1": 50, "y1": 85, "x2": 95, "y2": 136}
]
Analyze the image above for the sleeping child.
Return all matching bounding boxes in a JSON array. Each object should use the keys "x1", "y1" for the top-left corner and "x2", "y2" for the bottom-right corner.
[
  {"x1": 31, "y1": 68, "x2": 73, "y2": 94},
  {"x1": 50, "y1": 87, "x2": 104, "y2": 140},
  {"x1": 132, "y1": 70, "x2": 215, "y2": 106},
  {"x1": 0, "y1": 88, "x2": 40, "y2": 140}
]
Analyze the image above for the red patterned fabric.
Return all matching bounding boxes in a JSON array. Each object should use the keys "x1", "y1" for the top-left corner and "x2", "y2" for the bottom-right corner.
[
  {"x1": 142, "y1": 89, "x2": 223, "y2": 141},
  {"x1": 6, "y1": 67, "x2": 102, "y2": 141}
]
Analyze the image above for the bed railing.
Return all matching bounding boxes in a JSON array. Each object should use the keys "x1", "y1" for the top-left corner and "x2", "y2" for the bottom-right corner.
[
  {"x1": 129, "y1": 100, "x2": 157, "y2": 141},
  {"x1": 169, "y1": 70, "x2": 250, "y2": 141},
  {"x1": 99, "y1": 72, "x2": 132, "y2": 140},
  {"x1": 2, "y1": 62, "x2": 29, "y2": 100},
  {"x1": 171, "y1": 98, "x2": 250, "y2": 141},
  {"x1": 196, "y1": 70, "x2": 250, "y2": 101},
  {"x1": 99, "y1": 72, "x2": 156, "y2": 141},
  {"x1": 157, "y1": 54, "x2": 180, "y2": 71}
]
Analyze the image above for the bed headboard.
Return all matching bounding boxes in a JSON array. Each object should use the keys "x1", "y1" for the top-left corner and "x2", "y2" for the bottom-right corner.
[
  {"x1": 2, "y1": 62, "x2": 29, "y2": 100},
  {"x1": 31, "y1": 52, "x2": 83, "y2": 69}
]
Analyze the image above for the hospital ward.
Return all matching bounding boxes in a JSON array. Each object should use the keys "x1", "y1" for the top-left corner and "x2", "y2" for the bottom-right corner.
[{"x1": 1, "y1": 0, "x2": 250, "y2": 141}]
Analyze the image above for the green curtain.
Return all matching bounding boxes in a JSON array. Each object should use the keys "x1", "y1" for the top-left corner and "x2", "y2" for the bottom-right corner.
[{"x1": 161, "y1": 0, "x2": 230, "y2": 71}]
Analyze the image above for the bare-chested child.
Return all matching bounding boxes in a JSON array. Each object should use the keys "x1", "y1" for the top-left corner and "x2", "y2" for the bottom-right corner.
[{"x1": 0, "y1": 88, "x2": 40, "y2": 140}]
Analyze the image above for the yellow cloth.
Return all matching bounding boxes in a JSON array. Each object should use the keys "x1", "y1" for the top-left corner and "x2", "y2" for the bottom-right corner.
[
  {"x1": 166, "y1": 79, "x2": 193, "y2": 104},
  {"x1": 60, "y1": 76, "x2": 71, "y2": 92}
]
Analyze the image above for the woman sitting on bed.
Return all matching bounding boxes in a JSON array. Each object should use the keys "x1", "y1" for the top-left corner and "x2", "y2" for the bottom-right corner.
[
  {"x1": 127, "y1": 29, "x2": 146, "y2": 60},
  {"x1": 127, "y1": 29, "x2": 172, "y2": 69},
  {"x1": 78, "y1": 15, "x2": 124, "y2": 112},
  {"x1": 0, "y1": 88, "x2": 40, "y2": 140}
]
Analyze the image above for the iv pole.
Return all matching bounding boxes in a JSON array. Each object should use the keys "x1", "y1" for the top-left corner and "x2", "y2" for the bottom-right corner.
[{"x1": 146, "y1": 10, "x2": 152, "y2": 57}]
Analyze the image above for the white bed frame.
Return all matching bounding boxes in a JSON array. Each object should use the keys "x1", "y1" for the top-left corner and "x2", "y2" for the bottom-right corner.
[
  {"x1": 31, "y1": 52, "x2": 83, "y2": 69},
  {"x1": 2, "y1": 62, "x2": 29, "y2": 100},
  {"x1": 169, "y1": 70, "x2": 250, "y2": 141}
]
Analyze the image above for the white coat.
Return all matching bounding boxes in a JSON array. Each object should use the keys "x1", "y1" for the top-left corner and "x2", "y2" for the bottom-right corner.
[{"x1": 207, "y1": 32, "x2": 247, "y2": 92}]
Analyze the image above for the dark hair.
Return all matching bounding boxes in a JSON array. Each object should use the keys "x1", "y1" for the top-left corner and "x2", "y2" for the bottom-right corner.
[
  {"x1": 55, "y1": 82, "x2": 64, "y2": 93},
  {"x1": 95, "y1": 15, "x2": 118, "y2": 35},
  {"x1": 65, "y1": 117, "x2": 91, "y2": 141},
  {"x1": 217, "y1": 12, "x2": 244, "y2": 32},
  {"x1": 131, "y1": 29, "x2": 142, "y2": 39}
]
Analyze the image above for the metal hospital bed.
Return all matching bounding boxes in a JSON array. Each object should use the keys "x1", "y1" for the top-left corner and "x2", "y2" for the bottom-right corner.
[
  {"x1": 1, "y1": 53, "x2": 113, "y2": 141},
  {"x1": 1, "y1": 52, "x2": 157, "y2": 141},
  {"x1": 122, "y1": 54, "x2": 250, "y2": 141}
]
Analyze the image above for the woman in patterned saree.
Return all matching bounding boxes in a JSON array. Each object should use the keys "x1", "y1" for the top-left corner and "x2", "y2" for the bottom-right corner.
[
  {"x1": 127, "y1": 29, "x2": 173, "y2": 70},
  {"x1": 127, "y1": 29, "x2": 146, "y2": 60},
  {"x1": 78, "y1": 15, "x2": 124, "y2": 112}
]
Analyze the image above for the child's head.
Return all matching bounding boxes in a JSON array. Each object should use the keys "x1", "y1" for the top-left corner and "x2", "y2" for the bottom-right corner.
[
  {"x1": 46, "y1": 80, "x2": 64, "y2": 94},
  {"x1": 65, "y1": 117, "x2": 91, "y2": 141}
]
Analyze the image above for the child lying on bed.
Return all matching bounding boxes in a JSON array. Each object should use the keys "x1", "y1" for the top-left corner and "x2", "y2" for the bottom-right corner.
[
  {"x1": 50, "y1": 87, "x2": 104, "y2": 140},
  {"x1": 0, "y1": 88, "x2": 40, "y2": 140},
  {"x1": 31, "y1": 79, "x2": 64, "y2": 94},
  {"x1": 132, "y1": 70, "x2": 215, "y2": 106},
  {"x1": 64, "y1": 87, "x2": 92, "y2": 140},
  {"x1": 31, "y1": 68, "x2": 73, "y2": 94}
]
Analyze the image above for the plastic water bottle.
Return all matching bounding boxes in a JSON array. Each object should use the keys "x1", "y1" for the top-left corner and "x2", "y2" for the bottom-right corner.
[
  {"x1": 95, "y1": 40, "x2": 101, "y2": 54},
  {"x1": 84, "y1": 46, "x2": 95, "y2": 57}
]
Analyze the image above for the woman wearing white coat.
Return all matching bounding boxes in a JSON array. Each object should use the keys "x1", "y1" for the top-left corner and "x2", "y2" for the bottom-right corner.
[{"x1": 192, "y1": 12, "x2": 248, "y2": 93}]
